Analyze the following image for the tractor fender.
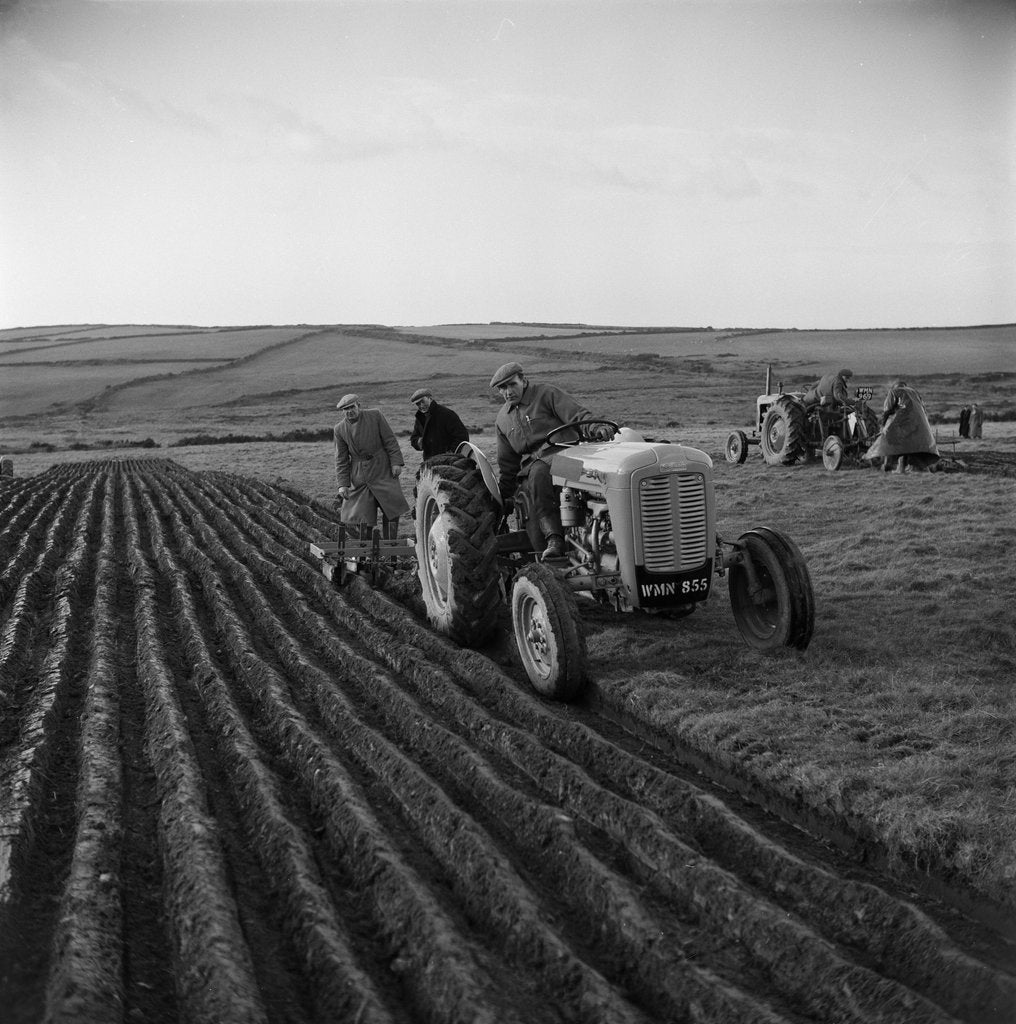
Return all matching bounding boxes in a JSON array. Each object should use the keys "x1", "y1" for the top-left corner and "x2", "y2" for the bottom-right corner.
[{"x1": 454, "y1": 441, "x2": 503, "y2": 506}]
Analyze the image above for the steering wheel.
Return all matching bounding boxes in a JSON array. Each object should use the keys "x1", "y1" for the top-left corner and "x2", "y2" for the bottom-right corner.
[{"x1": 544, "y1": 418, "x2": 620, "y2": 446}]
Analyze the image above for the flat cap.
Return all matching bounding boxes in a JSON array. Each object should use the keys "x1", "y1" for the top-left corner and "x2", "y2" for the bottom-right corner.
[
  {"x1": 336, "y1": 393, "x2": 360, "y2": 410},
  {"x1": 839, "y1": 368, "x2": 854, "y2": 377},
  {"x1": 410, "y1": 387, "x2": 432, "y2": 403},
  {"x1": 490, "y1": 361, "x2": 524, "y2": 388}
]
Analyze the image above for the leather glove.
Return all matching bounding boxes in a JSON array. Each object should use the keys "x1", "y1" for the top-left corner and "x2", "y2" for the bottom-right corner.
[
  {"x1": 501, "y1": 497, "x2": 515, "y2": 517},
  {"x1": 590, "y1": 424, "x2": 615, "y2": 441}
]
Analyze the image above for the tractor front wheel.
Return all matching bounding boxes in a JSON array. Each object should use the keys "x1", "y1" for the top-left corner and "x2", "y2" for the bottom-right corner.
[
  {"x1": 415, "y1": 456, "x2": 501, "y2": 647},
  {"x1": 728, "y1": 527, "x2": 814, "y2": 651},
  {"x1": 725, "y1": 430, "x2": 749, "y2": 464},
  {"x1": 822, "y1": 434, "x2": 844, "y2": 471},
  {"x1": 511, "y1": 564, "x2": 588, "y2": 701}
]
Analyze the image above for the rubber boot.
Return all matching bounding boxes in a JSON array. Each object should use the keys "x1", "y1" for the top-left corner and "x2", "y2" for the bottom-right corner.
[
  {"x1": 541, "y1": 534, "x2": 565, "y2": 560},
  {"x1": 538, "y1": 513, "x2": 565, "y2": 561}
]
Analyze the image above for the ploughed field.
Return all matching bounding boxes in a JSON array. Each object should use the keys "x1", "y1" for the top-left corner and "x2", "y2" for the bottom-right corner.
[{"x1": 1, "y1": 459, "x2": 1013, "y2": 1024}]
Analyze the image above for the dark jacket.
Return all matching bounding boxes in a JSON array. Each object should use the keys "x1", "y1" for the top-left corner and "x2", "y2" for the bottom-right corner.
[{"x1": 410, "y1": 401, "x2": 469, "y2": 461}]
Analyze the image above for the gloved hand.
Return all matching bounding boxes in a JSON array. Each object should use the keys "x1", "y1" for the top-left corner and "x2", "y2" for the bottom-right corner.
[
  {"x1": 501, "y1": 496, "x2": 515, "y2": 517},
  {"x1": 590, "y1": 424, "x2": 615, "y2": 441}
]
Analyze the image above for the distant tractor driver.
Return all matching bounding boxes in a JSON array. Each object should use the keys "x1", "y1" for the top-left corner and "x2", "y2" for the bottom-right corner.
[
  {"x1": 803, "y1": 368, "x2": 854, "y2": 408},
  {"x1": 490, "y1": 362, "x2": 614, "y2": 560}
]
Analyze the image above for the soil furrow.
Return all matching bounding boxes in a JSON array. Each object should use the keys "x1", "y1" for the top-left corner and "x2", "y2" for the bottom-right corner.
[
  {"x1": 44, "y1": 470, "x2": 126, "y2": 1024},
  {"x1": 121, "y1": 477, "x2": 270, "y2": 1024},
  {"x1": 0, "y1": 485, "x2": 100, "y2": 1020}
]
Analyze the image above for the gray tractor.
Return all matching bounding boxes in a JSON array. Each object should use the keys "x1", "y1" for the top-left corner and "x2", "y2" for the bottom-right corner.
[
  {"x1": 415, "y1": 422, "x2": 815, "y2": 701},
  {"x1": 725, "y1": 366, "x2": 881, "y2": 470}
]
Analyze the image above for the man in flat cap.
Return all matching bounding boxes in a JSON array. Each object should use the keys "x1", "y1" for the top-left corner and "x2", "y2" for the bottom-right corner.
[
  {"x1": 490, "y1": 362, "x2": 614, "y2": 560},
  {"x1": 409, "y1": 388, "x2": 469, "y2": 462},
  {"x1": 333, "y1": 393, "x2": 409, "y2": 539}
]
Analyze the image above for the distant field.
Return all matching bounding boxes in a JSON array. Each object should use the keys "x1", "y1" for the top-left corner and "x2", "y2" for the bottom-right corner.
[
  {"x1": 0, "y1": 327, "x2": 307, "y2": 364},
  {"x1": 96, "y1": 328, "x2": 592, "y2": 414},
  {"x1": 0, "y1": 362, "x2": 227, "y2": 418},
  {"x1": 394, "y1": 324, "x2": 635, "y2": 340},
  {"x1": 480, "y1": 325, "x2": 1016, "y2": 377},
  {"x1": 0, "y1": 325, "x2": 110, "y2": 341},
  {"x1": 2, "y1": 324, "x2": 219, "y2": 340},
  {"x1": 494, "y1": 329, "x2": 723, "y2": 355}
]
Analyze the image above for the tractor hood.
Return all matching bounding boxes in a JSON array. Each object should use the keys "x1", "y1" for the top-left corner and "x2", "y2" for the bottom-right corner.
[{"x1": 551, "y1": 440, "x2": 712, "y2": 490}]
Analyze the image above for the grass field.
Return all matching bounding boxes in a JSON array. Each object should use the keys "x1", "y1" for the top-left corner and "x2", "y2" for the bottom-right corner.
[{"x1": 2, "y1": 321, "x2": 1015, "y2": 912}]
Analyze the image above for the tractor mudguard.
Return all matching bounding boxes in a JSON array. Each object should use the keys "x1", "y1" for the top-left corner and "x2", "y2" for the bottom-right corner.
[{"x1": 454, "y1": 441, "x2": 504, "y2": 507}]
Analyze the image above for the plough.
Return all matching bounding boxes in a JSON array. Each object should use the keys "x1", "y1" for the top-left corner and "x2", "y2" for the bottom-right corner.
[{"x1": 310, "y1": 524, "x2": 416, "y2": 587}]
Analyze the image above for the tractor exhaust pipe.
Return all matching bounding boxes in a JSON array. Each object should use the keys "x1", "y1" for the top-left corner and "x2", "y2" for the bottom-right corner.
[{"x1": 765, "y1": 363, "x2": 772, "y2": 395}]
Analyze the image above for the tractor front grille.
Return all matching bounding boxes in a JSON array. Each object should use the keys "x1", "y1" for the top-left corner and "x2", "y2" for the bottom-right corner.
[{"x1": 639, "y1": 473, "x2": 708, "y2": 572}]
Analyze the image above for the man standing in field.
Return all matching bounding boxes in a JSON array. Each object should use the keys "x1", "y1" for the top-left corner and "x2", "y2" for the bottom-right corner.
[
  {"x1": 958, "y1": 405, "x2": 971, "y2": 438},
  {"x1": 970, "y1": 403, "x2": 984, "y2": 439},
  {"x1": 490, "y1": 361, "x2": 614, "y2": 560},
  {"x1": 409, "y1": 388, "x2": 469, "y2": 462},
  {"x1": 334, "y1": 394, "x2": 409, "y2": 538}
]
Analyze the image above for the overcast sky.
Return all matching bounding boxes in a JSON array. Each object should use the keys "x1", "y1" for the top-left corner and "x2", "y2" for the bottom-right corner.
[{"x1": 1, "y1": 0, "x2": 1013, "y2": 330}]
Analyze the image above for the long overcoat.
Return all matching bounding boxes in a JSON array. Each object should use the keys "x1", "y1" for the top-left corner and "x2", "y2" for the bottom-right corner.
[
  {"x1": 865, "y1": 384, "x2": 939, "y2": 462},
  {"x1": 334, "y1": 408, "x2": 410, "y2": 523}
]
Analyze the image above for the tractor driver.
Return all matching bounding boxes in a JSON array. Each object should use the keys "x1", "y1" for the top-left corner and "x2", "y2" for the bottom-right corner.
[
  {"x1": 490, "y1": 361, "x2": 614, "y2": 560},
  {"x1": 802, "y1": 367, "x2": 855, "y2": 435},
  {"x1": 803, "y1": 368, "x2": 855, "y2": 408}
]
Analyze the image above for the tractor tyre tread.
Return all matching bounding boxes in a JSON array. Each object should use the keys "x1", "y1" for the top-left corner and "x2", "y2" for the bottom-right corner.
[{"x1": 416, "y1": 457, "x2": 501, "y2": 646}]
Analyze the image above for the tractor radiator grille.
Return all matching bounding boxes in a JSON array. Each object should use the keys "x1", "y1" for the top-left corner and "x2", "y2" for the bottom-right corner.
[{"x1": 639, "y1": 474, "x2": 708, "y2": 572}]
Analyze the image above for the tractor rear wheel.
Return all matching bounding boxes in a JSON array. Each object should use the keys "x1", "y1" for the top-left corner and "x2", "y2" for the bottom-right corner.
[
  {"x1": 511, "y1": 564, "x2": 588, "y2": 701},
  {"x1": 725, "y1": 430, "x2": 749, "y2": 464},
  {"x1": 728, "y1": 527, "x2": 814, "y2": 651},
  {"x1": 760, "y1": 397, "x2": 808, "y2": 465},
  {"x1": 415, "y1": 456, "x2": 501, "y2": 647}
]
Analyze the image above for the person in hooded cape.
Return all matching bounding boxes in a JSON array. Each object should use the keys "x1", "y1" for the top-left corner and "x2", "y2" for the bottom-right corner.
[{"x1": 864, "y1": 379, "x2": 939, "y2": 473}]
